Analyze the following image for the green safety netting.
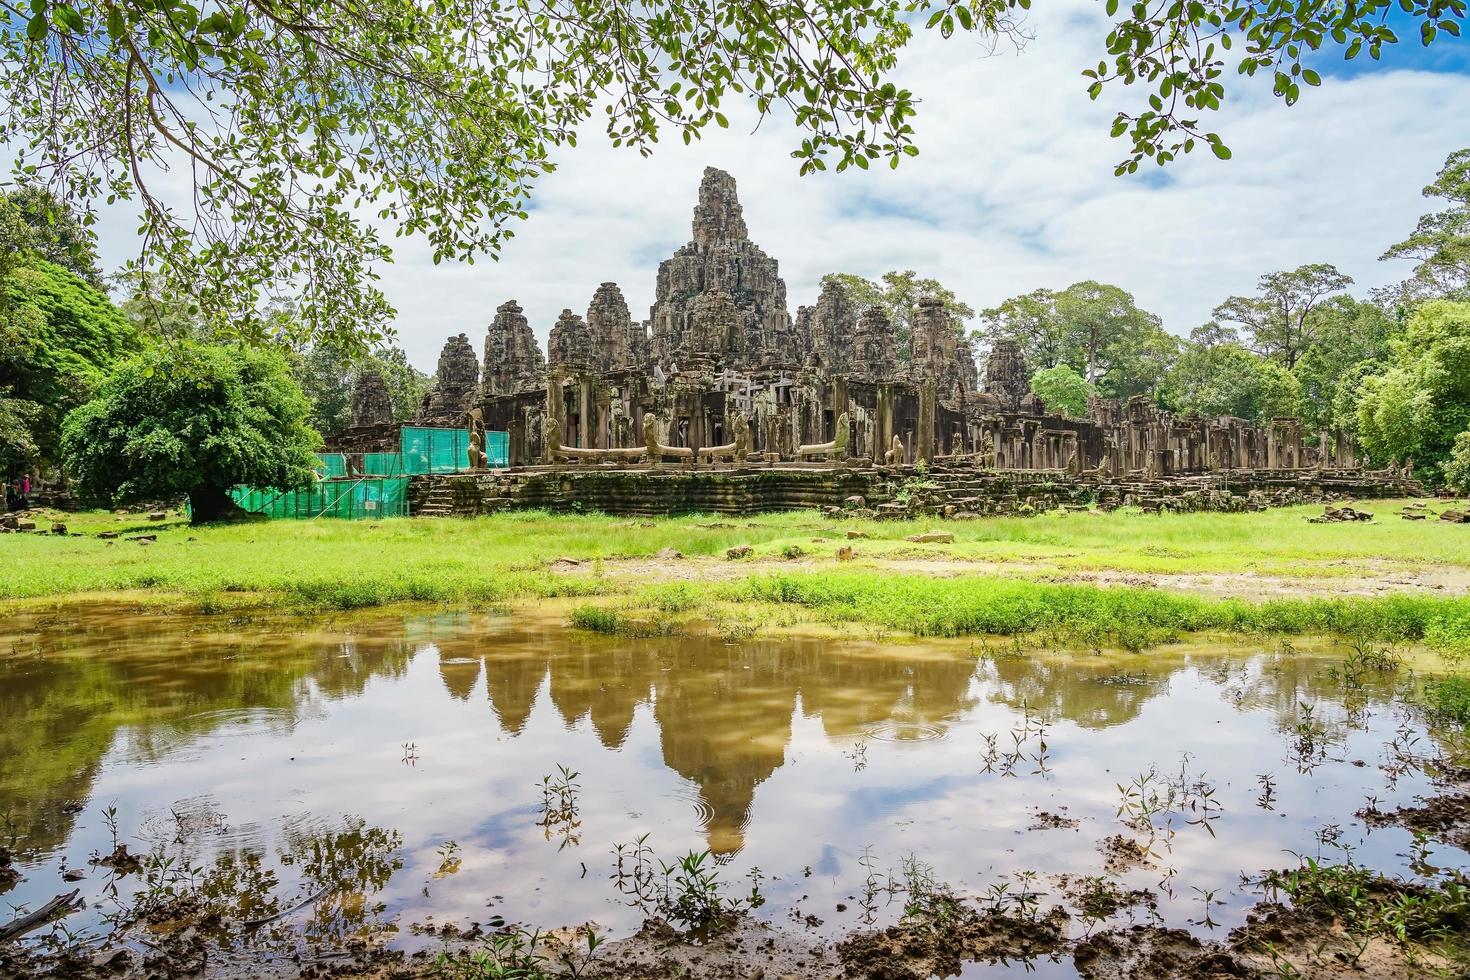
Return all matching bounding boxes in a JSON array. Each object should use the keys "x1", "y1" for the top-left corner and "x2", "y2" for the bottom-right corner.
[
  {"x1": 232, "y1": 425, "x2": 508, "y2": 520},
  {"x1": 400, "y1": 425, "x2": 470, "y2": 474},
  {"x1": 230, "y1": 477, "x2": 409, "y2": 520},
  {"x1": 484, "y1": 430, "x2": 509, "y2": 468},
  {"x1": 316, "y1": 453, "x2": 348, "y2": 478}
]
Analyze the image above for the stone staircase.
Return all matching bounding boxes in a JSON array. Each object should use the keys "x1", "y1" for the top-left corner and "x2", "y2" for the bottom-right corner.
[{"x1": 414, "y1": 483, "x2": 456, "y2": 517}]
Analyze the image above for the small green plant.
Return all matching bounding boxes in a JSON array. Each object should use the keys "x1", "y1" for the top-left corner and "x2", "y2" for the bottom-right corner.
[
  {"x1": 434, "y1": 923, "x2": 603, "y2": 980},
  {"x1": 898, "y1": 855, "x2": 963, "y2": 930},
  {"x1": 537, "y1": 765, "x2": 581, "y2": 850},
  {"x1": 610, "y1": 835, "x2": 762, "y2": 936}
]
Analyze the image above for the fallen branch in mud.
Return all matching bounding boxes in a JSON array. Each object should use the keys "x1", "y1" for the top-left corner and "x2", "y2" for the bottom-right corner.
[
  {"x1": 0, "y1": 889, "x2": 84, "y2": 943},
  {"x1": 241, "y1": 884, "x2": 333, "y2": 929}
]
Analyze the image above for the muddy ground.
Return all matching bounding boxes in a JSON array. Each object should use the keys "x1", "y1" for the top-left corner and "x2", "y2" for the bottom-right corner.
[{"x1": 5, "y1": 873, "x2": 1465, "y2": 980}]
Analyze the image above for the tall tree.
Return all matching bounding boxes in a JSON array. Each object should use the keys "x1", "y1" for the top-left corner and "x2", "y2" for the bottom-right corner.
[
  {"x1": 62, "y1": 341, "x2": 319, "y2": 521},
  {"x1": 0, "y1": 256, "x2": 139, "y2": 473},
  {"x1": 1356, "y1": 300, "x2": 1470, "y2": 484},
  {"x1": 1290, "y1": 296, "x2": 1397, "y2": 432},
  {"x1": 977, "y1": 281, "x2": 1172, "y2": 398},
  {"x1": 1, "y1": 0, "x2": 1456, "y2": 350},
  {"x1": 821, "y1": 271, "x2": 974, "y2": 362},
  {"x1": 1213, "y1": 264, "x2": 1353, "y2": 369},
  {"x1": 4, "y1": 186, "x2": 104, "y2": 287},
  {"x1": 1380, "y1": 148, "x2": 1470, "y2": 304},
  {"x1": 974, "y1": 289, "x2": 1066, "y2": 370}
]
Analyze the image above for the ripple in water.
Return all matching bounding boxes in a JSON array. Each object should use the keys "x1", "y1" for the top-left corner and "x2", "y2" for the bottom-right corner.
[{"x1": 861, "y1": 721, "x2": 947, "y2": 743}]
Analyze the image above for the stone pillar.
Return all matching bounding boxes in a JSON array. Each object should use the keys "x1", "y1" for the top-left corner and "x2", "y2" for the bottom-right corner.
[
  {"x1": 876, "y1": 384, "x2": 894, "y2": 463},
  {"x1": 917, "y1": 380, "x2": 936, "y2": 464}
]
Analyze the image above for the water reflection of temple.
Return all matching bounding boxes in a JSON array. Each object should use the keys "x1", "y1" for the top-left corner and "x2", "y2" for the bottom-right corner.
[{"x1": 426, "y1": 617, "x2": 981, "y2": 856}]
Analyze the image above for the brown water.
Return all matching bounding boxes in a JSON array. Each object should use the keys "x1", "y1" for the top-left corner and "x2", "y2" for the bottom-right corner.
[{"x1": 1, "y1": 605, "x2": 1465, "y2": 971}]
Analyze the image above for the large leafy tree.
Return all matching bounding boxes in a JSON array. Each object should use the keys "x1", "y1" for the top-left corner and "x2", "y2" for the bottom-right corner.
[
  {"x1": 290, "y1": 343, "x2": 430, "y2": 438},
  {"x1": 62, "y1": 341, "x2": 319, "y2": 521},
  {"x1": 4, "y1": 186, "x2": 104, "y2": 287},
  {"x1": 1289, "y1": 295, "x2": 1397, "y2": 432},
  {"x1": 1380, "y1": 148, "x2": 1470, "y2": 304},
  {"x1": 1029, "y1": 363, "x2": 1094, "y2": 417},
  {"x1": 976, "y1": 281, "x2": 1173, "y2": 398},
  {"x1": 1162, "y1": 340, "x2": 1301, "y2": 422},
  {"x1": 1356, "y1": 300, "x2": 1470, "y2": 483},
  {"x1": 974, "y1": 288, "x2": 1068, "y2": 369},
  {"x1": 2, "y1": 0, "x2": 1458, "y2": 350},
  {"x1": 821, "y1": 270, "x2": 974, "y2": 362},
  {"x1": 0, "y1": 254, "x2": 139, "y2": 474},
  {"x1": 1444, "y1": 428, "x2": 1470, "y2": 493},
  {"x1": 1213, "y1": 264, "x2": 1353, "y2": 369}
]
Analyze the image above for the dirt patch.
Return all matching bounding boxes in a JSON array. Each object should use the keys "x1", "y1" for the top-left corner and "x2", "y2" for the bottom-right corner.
[
  {"x1": 1029, "y1": 808, "x2": 1081, "y2": 831},
  {"x1": 1362, "y1": 788, "x2": 1470, "y2": 849},
  {"x1": 836, "y1": 907, "x2": 1069, "y2": 979},
  {"x1": 551, "y1": 553, "x2": 1470, "y2": 601},
  {"x1": 1098, "y1": 834, "x2": 1154, "y2": 875}
]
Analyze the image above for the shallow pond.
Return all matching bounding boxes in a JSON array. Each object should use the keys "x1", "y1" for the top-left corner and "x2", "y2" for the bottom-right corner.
[{"x1": 1, "y1": 604, "x2": 1466, "y2": 974}]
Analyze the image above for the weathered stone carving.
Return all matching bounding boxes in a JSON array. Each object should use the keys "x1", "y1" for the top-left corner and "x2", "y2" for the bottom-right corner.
[
  {"x1": 587, "y1": 282, "x2": 646, "y2": 372},
  {"x1": 644, "y1": 411, "x2": 693, "y2": 461},
  {"x1": 483, "y1": 300, "x2": 546, "y2": 396},
  {"x1": 421, "y1": 333, "x2": 480, "y2": 418},
  {"x1": 796, "y1": 412, "x2": 850, "y2": 460},
  {"x1": 984, "y1": 337, "x2": 1030, "y2": 413},
  {"x1": 468, "y1": 408, "x2": 488, "y2": 470},
  {"x1": 649, "y1": 167, "x2": 796, "y2": 370},
  {"x1": 350, "y1": 367, "x2": 394, "y2": 428},
  {"x1": 548, "y1": 309, "x2": 596, "y2": 374}
]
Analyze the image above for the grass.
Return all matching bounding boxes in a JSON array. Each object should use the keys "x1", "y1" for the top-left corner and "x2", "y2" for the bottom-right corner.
[
  {"x1": 1424, "y1": 676, "x2": 1470, "y2": 727},
  {"x1": 3, "y1": 502, "x2": 1470, "y2": 653}
]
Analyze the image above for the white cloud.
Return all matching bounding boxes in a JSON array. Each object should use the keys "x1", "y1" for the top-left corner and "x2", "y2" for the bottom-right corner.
[{"x1": 89, "y1": 0, "x2": 1470, "y2": 371}]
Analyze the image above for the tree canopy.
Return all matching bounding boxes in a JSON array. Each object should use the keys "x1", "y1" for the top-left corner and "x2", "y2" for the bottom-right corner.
[
  {"x1": 1380, "y1": 148, "x2": 1470, "y2": 304},
  {"x1": 4, "y1": 186, "x2": 104, "y2": 287},
  {"x1": 821, "y1": 270, "x2": 975, "y2": 362},
  {"x1": 1212, "y1": 264, "x2": 1353, "y2": 369},
  {"x1": 1356, "y1": 300, "x2": 1470, "y2": 483},
  {"x1": 976, "y1": 281, "x2": 1174, "y2": 399},
  {"x1": 2, "y1": 0, "x2": 1459, "y2": 350},
  {"x1": 1160, "y1": 340, "x2": 1301, "y2": 422},
  {"x1": 61, "y1": 341, "x2": 319, "y2": 520},
  {"x1": 0, "y1": 256, "x2": 138, "y2": 474},
  {"x1": 1029, "y1": 364, "x2": 1094, "y2": 417}
]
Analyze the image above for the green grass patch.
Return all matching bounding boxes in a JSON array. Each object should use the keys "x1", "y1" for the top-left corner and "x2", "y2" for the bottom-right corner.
[
  {"x1": 689, "y1": 571, "x2": 1470, "y2": 653},
  {"x1": 1425, "y1": 676, "x2": 1470, "y2": 728}
]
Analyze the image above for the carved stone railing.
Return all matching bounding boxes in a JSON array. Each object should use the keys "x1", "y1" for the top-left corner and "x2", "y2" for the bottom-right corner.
[{"x1": 795, "y1": 412, "x2": 850, "y2": 461}]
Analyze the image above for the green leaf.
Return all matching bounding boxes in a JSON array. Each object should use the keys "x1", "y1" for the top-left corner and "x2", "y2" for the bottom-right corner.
[
  {"x1": 1210, "y1": 140, "x2": 1232, "y2": 160},
  {"x1": 26, "y1": 12, "x2": 48, "y2": 39}
]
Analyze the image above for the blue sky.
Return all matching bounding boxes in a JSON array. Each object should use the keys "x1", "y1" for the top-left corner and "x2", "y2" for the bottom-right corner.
[{"x1": 89, "y1": 0, "x2": 1470, "y2": 371}]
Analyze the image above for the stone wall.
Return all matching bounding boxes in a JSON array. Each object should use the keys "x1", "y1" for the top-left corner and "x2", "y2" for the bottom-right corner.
[{"x1": 409, "y1": 462, "x2": 1421, "y2": 519}]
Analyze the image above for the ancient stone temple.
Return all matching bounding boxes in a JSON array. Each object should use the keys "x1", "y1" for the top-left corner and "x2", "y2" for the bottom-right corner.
[
  {"x1": 648, "y1": 167, "x2": 798, "y2": 370},
  {"x1": 586, "y1": 282, "x2": 645, "y2": 372},
  {"x1": 547, "y1": 309, "x2": 595, "y2": 374},
  {"x1": 350, "y1": 367, "x2": 394, "y2": 428},
  {"x1": 420, "y1": 333, "x2": 480, "y2": 420},
  {"x1": 352, "y1": 165, "x2": 1416, "y2": 518},
  {"x1": 482, "y1": 300, "x2": 545, "y2": 396}
]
